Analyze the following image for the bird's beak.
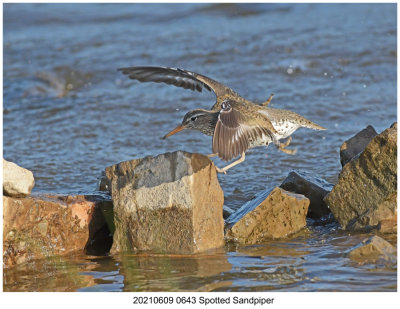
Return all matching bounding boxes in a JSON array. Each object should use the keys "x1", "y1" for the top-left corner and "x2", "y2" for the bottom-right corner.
[{"x1": 162, "y1": 124, "x2": 186, "y2": 139}]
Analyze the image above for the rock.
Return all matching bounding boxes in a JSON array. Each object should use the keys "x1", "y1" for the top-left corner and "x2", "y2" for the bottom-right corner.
[
  {"x1": 324, "y1": 124, "x2": 397, "y2": 230},
  {"x1": 105, "y1": 151, "x2": 224, "y2": 254},
  {"x1": 3, "y1": 194, "x2": 113, "y2": 268},
  {"x1": 378, "y1": 213, "x2": 397, "y2": 234},
  {"x1": 280, "y1": 170, "x2": 333, "y2": 219},
  {"x1": 3, "y1": 159, "x2": 35, "y2": 197},
  {"x1": 340, "y1": 125, "x2": 378, "y2": 166},
  {"x1": 96, "y1": 171, "x2": 110, "y2": 192},
  {"x1": 225, "y1": 187, "x2": 309, "y2": 244},
  {"x1": 348, "y1": 235, "x2": 396, "y2": 263},
  {"x1": 223, "y1": 205, "x2": 235, "y2": 220},
  {"x1": 349, "y1": 192, "x2": 397, "y2": 232}
]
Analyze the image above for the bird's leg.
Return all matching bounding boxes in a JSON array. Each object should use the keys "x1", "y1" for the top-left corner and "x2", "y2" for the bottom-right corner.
[
  {"x1": 274, "y1": 137, "x2": 297, "y2": 155},
  {"x1": 215, "y1": 152, "x2": 246, "y2": 174},
  {"x1": 262, "y1": 93, "x2": 274, "y2": 106},
  {"x1": 281, "y1": 136, "x2": 292, "y2": 148},
  {"x1": 207, "y1": 153, "x2": 219, "y2": 158}
]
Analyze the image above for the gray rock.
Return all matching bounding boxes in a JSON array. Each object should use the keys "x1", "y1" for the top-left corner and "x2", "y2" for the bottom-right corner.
[
  {"x1": 280, "y1": 170, "x2": 333, "y2": 219},
  {"x1": 3, "y1": 159, "x2": 35, "y2": 197},
  {"x1": 105, "y1": 151, "x2": 224, "y2": 254},
  {"x1": 325, "y1": 123, "x2": 397, "y2": 230},
  {"x1": 340, "y1": 125, "x2": 378, "y2": 167},
  {"x1": 96, "y1": 171, "x2": 110, "y2": 192},
  {"x1": 225, "y1": 187, "x2": 309, "y2": 244},
  {"x1": 347, "y1": 235, "x2": 396, "y2": 264},
  {"x1": 223, "y1": 205, "x2": 235, "y2": 220}
]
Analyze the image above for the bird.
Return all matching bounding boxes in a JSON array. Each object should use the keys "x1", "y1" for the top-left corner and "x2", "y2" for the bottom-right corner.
[{"x1": 118, "y1": 66, "x2": 326, "y2": 173}]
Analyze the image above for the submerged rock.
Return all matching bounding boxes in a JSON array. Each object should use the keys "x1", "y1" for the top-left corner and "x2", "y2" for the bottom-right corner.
[
  {"x1": 340, "y1": 125, "x2": 378, "y2": 167},
  {"x1": 3, "y1": 194, "x2": 113, "y2": 268},
  {"x1": 347, "y1": 235, "x2": 396, "y2": 264},
  {"x1": 324, "y1": 123, "x2": 397, "y2": 230},
  {"x1": 105, "y1": 151, "x2": 224, "y2": 254},
  {"x1": 3, "y1": 159, "x2": 35, "y2": 197},
  {"x1": 225, "y1": 187, "x2": 309, "y2": 244},
  {"x1": 280, "y1": 170, "x2": 333, "y2": 219}
]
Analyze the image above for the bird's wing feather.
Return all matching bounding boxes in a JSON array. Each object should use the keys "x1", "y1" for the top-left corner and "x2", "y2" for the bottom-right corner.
[
  {"x1": 118, "y1": 66, "x2": 236, "y2": 98},
  {"x1": 212, "y1": 101, "x2": 274, "y2": 161}
]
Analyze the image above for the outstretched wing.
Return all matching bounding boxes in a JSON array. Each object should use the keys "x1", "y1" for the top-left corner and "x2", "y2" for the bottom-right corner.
[
  {"x1": 212, "y1": 100, "x2": 274, "y2": 161},
  {"x1": 118, "y1": 66, "x2": 238, "y2": 99}
]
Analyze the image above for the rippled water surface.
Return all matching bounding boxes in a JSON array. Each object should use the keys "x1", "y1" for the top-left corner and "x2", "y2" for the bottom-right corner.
[{"x1": 3, "y1": 3, "x2": 397, "y2": 292}]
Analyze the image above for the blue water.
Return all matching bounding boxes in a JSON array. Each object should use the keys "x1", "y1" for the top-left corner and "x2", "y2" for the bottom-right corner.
[{"x1": 3, "y1": 3, "x2": 397, "y2": 292}]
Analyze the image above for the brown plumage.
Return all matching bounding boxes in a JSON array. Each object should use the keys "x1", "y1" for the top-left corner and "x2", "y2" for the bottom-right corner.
[{"x1": 119, "y1": 66, "x2": 326, "y2": 173}]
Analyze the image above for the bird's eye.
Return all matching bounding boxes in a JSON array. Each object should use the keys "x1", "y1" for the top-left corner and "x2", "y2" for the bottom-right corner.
[{"x1": 191, "y1": 117, "x2": 197, "y2": 121}]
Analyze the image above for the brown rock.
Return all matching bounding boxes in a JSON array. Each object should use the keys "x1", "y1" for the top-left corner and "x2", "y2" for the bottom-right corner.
[
  {"x1": 340, "y1": 125, "x2": 377, "y2": 166},
  {"x1": 280, "y1": 170, "x2": 333, "y2": 219},
  {"x1": 3, "y1": 159, "x2": 35, "y2": 197},
  {"x1": 324, "y1": 124, "x2": 397, "y2": 230},
  {"x1": 3, "y1": 194, "x2": 113, "y2": 268},
  {"x1": 348, "y1": 235, "x2": 396, "y2": 263},
  {"x1": 225, "y1": 187, "x2": 309, "y2": 244},
  {"x1": 378, "y1": 212, "x2": 397, "y2": 234},
  {"x1": 105, "y1": 151, "x2": 224, "y2": 254},
  {"x1": 349, "y1": 192, "x2": 397, "y2": 232}
]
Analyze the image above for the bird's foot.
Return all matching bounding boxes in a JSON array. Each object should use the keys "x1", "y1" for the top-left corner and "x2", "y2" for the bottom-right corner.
[
  {"x1": 276, "y1": 137, "x2": 297, "y2": 155},
  {"x1": 280, "y1": 147, "x2": 297, "y2": 155},
  {"x1": 281, "y1": 136, "x2": 292, "y2": 148},
  {"x1": 215, "y1": 166, "x2": 227, "y2": 174}
]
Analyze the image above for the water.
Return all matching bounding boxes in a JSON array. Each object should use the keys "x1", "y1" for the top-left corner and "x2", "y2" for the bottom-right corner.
[
  {"x1": 3, "y1": 227, "x2": 397, "y2": 292},
  {"x1": 3, "y1": 3, "x2": 397, "y2": 292}
]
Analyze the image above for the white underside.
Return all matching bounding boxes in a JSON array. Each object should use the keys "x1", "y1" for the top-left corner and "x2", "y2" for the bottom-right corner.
[{"x1": 256, "y1": 110, "x2": 301, "y2": 143}]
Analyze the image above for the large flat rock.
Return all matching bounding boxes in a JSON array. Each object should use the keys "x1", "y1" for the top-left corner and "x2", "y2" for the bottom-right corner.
[
  {"x1": 3, "y1": 159, "x2": 35, "y2": 197},
  {"x1": 3, "y1": 194, "x2": 113, "y2": 268},
  {"x1": 105, "y1": 151, "x2": 224, "y2": 254},
  {"x1": 324, "y1": 123, "x2": 397, "y2": 230},
  {"x1": 225, "y1": 187, "x2": 309, "y2": 244}
]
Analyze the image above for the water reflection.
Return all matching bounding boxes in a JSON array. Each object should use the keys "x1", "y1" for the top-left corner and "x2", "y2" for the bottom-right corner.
[
  {"x1": 116, "y1": 251, "x2": 232, "y2": 291},
  {"x1": 3, "y1": 227, "x2": 397, "y2": 292}
]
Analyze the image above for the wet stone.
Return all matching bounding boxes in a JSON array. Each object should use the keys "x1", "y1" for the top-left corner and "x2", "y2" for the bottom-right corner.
[
  {"x1": 340, "y1": 125, "x2": 377, "y2": 167},
  {"x1": 378, "y1": 212, "x2": 397, "y2": 234},
  {"x1": 225, "y1": 187, "x2": 309, "y2": 245},
  {"x1": 223, "y1": 205, "x2": 235, "y2": 220},
  {"x1": 105, "y1": 151, "x2": 224, "y2": 254},
  {"x1": 96, "y1": 171, "x2": 110, "y2": 192},
  {"x1": 324, "y1": 123, "x2": 397, "y2": 230},
  {"x1": 347, "y1": 235, "x2": 396, "y2": 264},
  {"x1": 3, "y1": 194, "x2": 114, "y2": 268},
  {"x1": 3, "y1": 159, "x2": 35, "y2": 197},
  {"x1": 280, "y1": 170, "x2": 333, "y2": 219}
]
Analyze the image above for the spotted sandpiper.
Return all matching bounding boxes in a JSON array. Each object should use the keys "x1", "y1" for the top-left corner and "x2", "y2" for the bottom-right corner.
[{"x1": 118, "y1": 66, "x2": 326, "y2": 173}]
